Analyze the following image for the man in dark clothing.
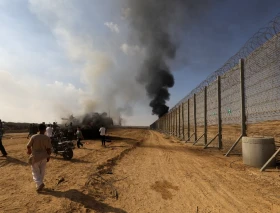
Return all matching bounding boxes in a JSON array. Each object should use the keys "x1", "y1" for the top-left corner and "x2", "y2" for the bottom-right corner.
[
  {"x1": 52, "y1": 122, "x2": 57, "y2": 131},
  {"x1": 66, "y1": 122, "x2": 74, "y2": 140},
  {"x1": 76, "y1": 127, "x2": 84, "y2": 148},
  {"x1": 32, "y1": 124, "x2": 38, "y2": 135},
  {"x1": 0, "y1": 128, "x2": 7, "y2": 157},
  {"x1": 27, "y1": 124, "x2": 33, "y2": 139}
]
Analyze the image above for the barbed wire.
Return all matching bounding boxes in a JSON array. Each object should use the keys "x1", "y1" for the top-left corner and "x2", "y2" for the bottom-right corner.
[
  {"x1": 150, "y1": 13, "x2": 280, "y2": 131},
  {"x1": 171, "y1": 13, "x2": 280, "y2": 111}
]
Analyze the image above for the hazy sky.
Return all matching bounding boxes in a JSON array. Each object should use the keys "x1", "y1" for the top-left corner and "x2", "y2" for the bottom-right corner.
[{"x1": 0, "y1": 0, "x2": 279, "y2": 125}]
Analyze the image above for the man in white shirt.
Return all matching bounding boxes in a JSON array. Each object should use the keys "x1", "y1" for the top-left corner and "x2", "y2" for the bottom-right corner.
[
  {"x1": 45, "y1": 125, "x2": 53, "y2": 138},
  {"x1": 27, "y1": 124, "x2": 52, "y2": 192},
  {"x1": 99, "y1": 126, "x2": 106, "y2": 147}
]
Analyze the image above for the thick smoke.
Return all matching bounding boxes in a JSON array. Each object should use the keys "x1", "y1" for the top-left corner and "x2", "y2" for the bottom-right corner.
[
  {"x1": 79, "y1": 112, "x2": 113, "y2": 128},
  {"x1": 141, "y1": 57, "x2": 174, "y2": 117},
  {"x1": 60, "y1": 112, "x2": 113, "y2": 139},
  {"x1": 27, "y1": 0, "x2": 214, "y2": 124},
  {"x1": 61, "y1": 111, "x2": 115, "y2": 129},
  {"x1": 124, "y1": 0, "x2": 210, "y2": 117}
]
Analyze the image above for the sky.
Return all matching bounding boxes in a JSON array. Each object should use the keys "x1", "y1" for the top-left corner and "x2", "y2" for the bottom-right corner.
[{"x1": 0, "y1": 0, "x2": 280, "y2": 125}]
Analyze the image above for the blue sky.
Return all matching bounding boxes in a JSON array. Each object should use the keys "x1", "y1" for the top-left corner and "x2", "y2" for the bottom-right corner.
[{"x1": 0, "y1": 0, "x2": 279, "y2": 125}]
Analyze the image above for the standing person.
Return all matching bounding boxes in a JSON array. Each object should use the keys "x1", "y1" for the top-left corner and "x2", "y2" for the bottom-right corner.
[
  {"x1": 66, "y1": 122, "x2": 74, "y2": 140},
  {"x1": 52, "y1": 122, "x2": 58, "y2": 132},
  {"x1": 99, "y1": 126, "x2": 106, "y2": 147},
  {"x1": 32, "y1": 123, "x2": 38, "y2": 135},
  {"x1": 26, "y1": 124, "x2": 52, "y2": 192},
  {"x1": 0, "y1": 128, "x2": 7, "y2": 157},
  {"x1": 76, "y1": 127, "x2": 84, "y2": 148},
  {"x1": 27, "y1": 124, "x2": 33, "y2": 139},
  {"x1": 45, "y1": 124, "x2": 53, "y2": 138}
]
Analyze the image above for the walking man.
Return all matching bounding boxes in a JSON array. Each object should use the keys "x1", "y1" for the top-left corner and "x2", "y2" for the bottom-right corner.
[
  {"x1": 76, "y1": 127, "x2": 84, "y2": 148},
  {"x1": 0, "y1": 127, "x2": 7, "y2": 157},
  {"x1": 99, "y1": 125, "x2": 106, "y2": 147},
  {"x1": 27, "y1": 124, "x2": 52, "y2": 192}
]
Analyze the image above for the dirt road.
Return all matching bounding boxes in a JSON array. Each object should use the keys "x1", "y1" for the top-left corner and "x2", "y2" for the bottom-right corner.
[
  {"x1": 0, "y1": 129, "x2": 147, "y2": 213},
  {"x1": 106, "y1": 131, "x2": 280, "y2": 213},
  {"x1": 1, "y1": 129, "x2": 280, "y2": 213}
]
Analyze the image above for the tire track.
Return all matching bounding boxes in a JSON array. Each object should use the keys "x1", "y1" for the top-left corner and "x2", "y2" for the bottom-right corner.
[{"x1": 106, "y1": 130, "x2": 280, "y2": 213}]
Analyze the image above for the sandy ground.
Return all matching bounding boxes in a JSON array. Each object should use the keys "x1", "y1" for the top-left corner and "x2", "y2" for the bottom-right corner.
[{"x1": 1, "y1": 128, "x2": 280, "y2": 213}]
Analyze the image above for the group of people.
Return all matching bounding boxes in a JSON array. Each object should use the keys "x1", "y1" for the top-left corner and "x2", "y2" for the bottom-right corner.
[
  {"x1": 27, "y1": 122, "x2": 59, "y2": 139},
  {"x1": 26, "y1": 123, "x2": 106, "y2": 192},
  {"x1": 1, "y1": 119, "x2": 107, "y2": 192}
]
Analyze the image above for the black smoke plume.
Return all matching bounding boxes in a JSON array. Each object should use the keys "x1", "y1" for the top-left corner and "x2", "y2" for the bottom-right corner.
[
  {"x1": 143, "y1": 57, "x2": 174, "y2": 117},
  {"x1": 124, "y1": 0, "x2": 209, "y2": 117},
  {"x1": 79, "y1": 112, "x2": 113, "y2": 129}
]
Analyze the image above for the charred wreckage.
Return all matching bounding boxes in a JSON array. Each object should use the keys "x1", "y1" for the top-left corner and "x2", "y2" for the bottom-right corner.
[{"x1": 27, "y1": 113, "x2": 113, "y2": 160}]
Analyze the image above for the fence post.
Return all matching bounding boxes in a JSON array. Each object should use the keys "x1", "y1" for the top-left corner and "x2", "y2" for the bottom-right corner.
[
  {"x1": 173, "y1": 110, "x2": 175, "y2": 135},
  {"x1": 187, "y1": 99, "x2": 190, "y2": 140},
  {"x1": 194, "y1": 94, "x2": 197, "y2": 141},
  {"x1": 167, "y1": 114, "x2": 168, "y2": 133},
  {"x1": 171, "y1": 110, "x2": 173, "y2": 134},
  {"x1": 177, "y1": 107, "x2": 179, "y2": 137},
  {"x1": 174, "y1": 109, "x2": 176, "y2": 136},
  {"x1": 166, "y1": 114, "x2": 168, "y2": 133},
  {"x1": 164, "y1": 114, "x2": 168, "y2": 132},
  {"x1": 163, "y1": 117, "x2": 165, "y2": 132},
  {"x1": 162, "y1": 116, "x2": 164, "y2": 132},
  {"x1": 204, "y1": 86, "x2": 207, "y2": 145},
  {"x1": 224, "y1": 59, "x2": 248, "y2": 156},
  {"x1": 182, "y1": 103, "x2": 185, "y2": 140},
  {"x1": 240, "y1": 58, "x2": 247, "y2": 136},
  {"x1": 176, "y1": 107, "x2": 179, "y2": 137},
  {"x1": 164, "y1": 115, "x2": 166, "y2": 132},
  {"x1": 217, "y1": 76, "x2": 222, "y2": 149},
  {"x1": 179, "y1": 105, "x2": 181, "y2": 138},
  {"x1": 173, "y1": 109, "x2": 175, "y2": 135},
  {"x1": 171, "y1": 111, "x2": 173, "y2": 134},
  {"x1": 169, "y1": 112, "x2": 172, "y2": 134}
]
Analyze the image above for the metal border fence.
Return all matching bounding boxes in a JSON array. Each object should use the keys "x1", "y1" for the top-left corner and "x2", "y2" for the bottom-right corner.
[{"x1": 150, "y1": 14, "x2": 280, "y2": 156}]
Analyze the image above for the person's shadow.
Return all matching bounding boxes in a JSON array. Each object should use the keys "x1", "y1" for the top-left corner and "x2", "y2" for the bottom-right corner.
[
  {"x1": 40, "y1": 188, "x2": 127, "y2": 213},
  {"x1": 0, "y1": 156, "x2": 29, "y2": 167}
]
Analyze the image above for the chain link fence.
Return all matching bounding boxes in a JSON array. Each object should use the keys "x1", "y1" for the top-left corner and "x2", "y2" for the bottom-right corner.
[{"x1": 150, "y1": 13, "x2": 280, "y2": 155}]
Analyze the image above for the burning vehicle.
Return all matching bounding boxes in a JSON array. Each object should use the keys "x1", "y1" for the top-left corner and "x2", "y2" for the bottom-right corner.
[{"x1": 61, "y1": 112, "x2": 114, "y2": 140}]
